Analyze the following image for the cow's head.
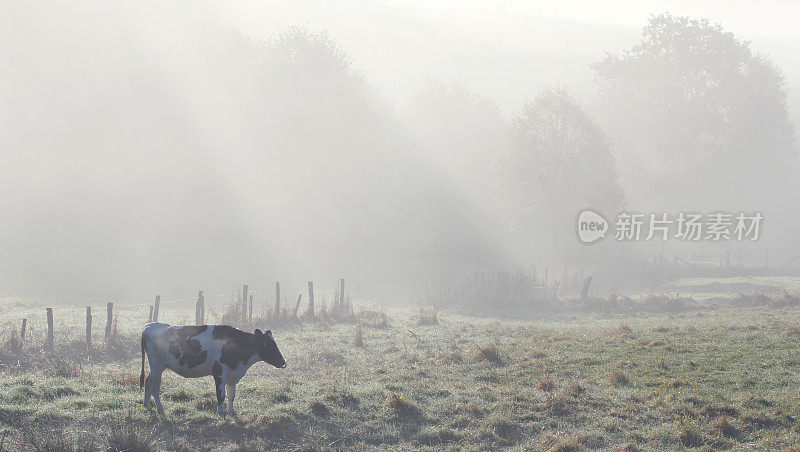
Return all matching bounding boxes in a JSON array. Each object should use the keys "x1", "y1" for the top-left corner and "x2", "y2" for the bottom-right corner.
[{"x1": 254, "y1": 329, "x2": 286, "y2": 368}]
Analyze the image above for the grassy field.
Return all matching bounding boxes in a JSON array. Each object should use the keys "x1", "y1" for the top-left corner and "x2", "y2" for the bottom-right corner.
[{"x1": 2, "y1": 280, "x2": 800, "y2": 450}]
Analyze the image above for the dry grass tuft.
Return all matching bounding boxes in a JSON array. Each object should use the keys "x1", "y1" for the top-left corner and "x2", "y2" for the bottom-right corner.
[
  {"x1": 786, "y1": 327, "x2": 800, "y2": 337},
  {"x1": 413, "y1": 306, "x2": 439, "y2": 326},
  {"x1": 615, "y1": 324, "x2": 634, "y2": 339},
  {"x1": 653, "y1": 325, "x2": 670, "y2": 333},
  {"x1": 647, "y1": 339, "x2": 665, "y2": 347},
  {"x1": 546, "y1": 435, "x2": 581, "y2": 452},
  {"x1": 111, "y1": 370, "x2": 139, "y2": 387},
  {"x1": 106, "y1": 424, "x2": 155, "y2": 452},
  {"x1": 677, "y1": 421, "x2": 702, "y2": 447},
  {"x1": 604, "y1": 368, "x2": 630, "y2": 387},
  {"x1": 474, "y1": 344, "x2": 504, "y2": 366},
  {"x1": 309, "y1": 401, "x2": 330, "y2": 417},
  {"x1": 536, "y1": 377, "x2": 556, "y2": 392},
  {"x1": 384, "y1": 392, "x2": 422, "y2": 419},
  {"x1": 565, "y1": 381, "x2": 585, "y2": 396},
  {"x1": 713, "y1": 416, "x2": 740, "y2": 439},
  {"x1": 355, "y1": 307, "x2": 388, "y2": 328}
]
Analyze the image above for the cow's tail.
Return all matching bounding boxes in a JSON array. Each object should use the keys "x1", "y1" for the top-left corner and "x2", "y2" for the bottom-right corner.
[{"x1": 139, "y1": 332, "x2": 146, "y2": 390}]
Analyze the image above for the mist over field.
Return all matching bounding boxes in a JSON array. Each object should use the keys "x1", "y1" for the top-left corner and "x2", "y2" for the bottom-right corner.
[
  {"x1": 3, "y1": 2, "x2": 800, "y2": 450},
  {"x1": 2, "y1": 0, "x2": 798, "y2": 302}
]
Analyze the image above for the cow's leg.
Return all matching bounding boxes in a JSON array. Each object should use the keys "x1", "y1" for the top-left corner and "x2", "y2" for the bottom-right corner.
[
  {"x1": 150, "y1": 367, "x2": 165, "y2": 414},
  {"x1": 226, "y1": 383, "x2": 237, "y2": 417},
  {"x1": 212, "y1": 362, "x2": 226, "y2": 417},
  {"x1": 143, "y1": 374, "x2": 153, "y2": 409}
]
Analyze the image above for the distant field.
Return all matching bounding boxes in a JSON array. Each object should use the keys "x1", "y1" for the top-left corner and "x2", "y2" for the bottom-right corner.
[
  {"x1": 3, "y1": 294, "x2": 800, "y2": 450},
  {"x1": 650, "y1": 276, "x2": 800, "y2": 301}
]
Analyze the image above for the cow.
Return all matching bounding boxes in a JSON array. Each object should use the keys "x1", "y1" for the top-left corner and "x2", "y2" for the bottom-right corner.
[{"x1": 140, "y1": 323, "x2": 286, "y2": 416}]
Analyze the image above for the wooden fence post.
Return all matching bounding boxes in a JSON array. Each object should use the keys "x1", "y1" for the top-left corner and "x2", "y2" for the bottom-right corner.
[
  {"x1": 339, "y1": 279, "x2": 345, "y2": 311},
  {"x1": 20, "y1": 318, "x2": 27, "y2": 345},
  {"x1": 242, "y1": 284, "x2": 249, "y2": 322},
  {"x1": 307, "y1": 282, "x2": 315, "y2": 319},
  {"x1": 86, "y1": 306, "x2": 92, "y2": 348},
  {"x1": 293, "y1": 294, "x2": 302, "y2": 318},
  {"x1": 46, "y1": 307, "x2": 54, "y2": 350},
  {"x1": 105, "y1": 302, "x2": 113, "y2": 339},
  {"x1": 580, "y1": 276, "x2": 593, "y2": 301},
  {"x1": 148, "y1": 306, "x2": 153, "y2": 323},
  {"x1": 153, "y1": 295, "x2": 161, "y2": 322},
  {"x1": 196, "y1": 290, "x2": 204, "y2": 325},
  {"x1": 274, "y1": 282, "x2": 281, "y2": 320}
]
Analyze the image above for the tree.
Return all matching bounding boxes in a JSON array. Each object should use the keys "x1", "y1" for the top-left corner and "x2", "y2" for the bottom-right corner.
[
  {"x1": 594, "y1": 13, "x2": 795, "y2": 209},
  {"x1": 492, "y1": 87, "x2": 623, "y2": 258}
]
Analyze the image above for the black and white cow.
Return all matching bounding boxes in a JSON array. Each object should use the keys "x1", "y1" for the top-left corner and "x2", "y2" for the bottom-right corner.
[{"x1": 140, "y1": 323, "x2": 286, "y2": 416}]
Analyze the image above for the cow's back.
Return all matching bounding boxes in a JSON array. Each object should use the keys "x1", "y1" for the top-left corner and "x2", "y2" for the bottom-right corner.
[{"x1": 144, "y1": 323, "x2": 221, "y2": 378}]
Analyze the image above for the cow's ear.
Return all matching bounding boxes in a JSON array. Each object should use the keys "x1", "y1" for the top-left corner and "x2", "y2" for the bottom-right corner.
[{"x1": 254, "y1": 329, "x2": 263, "y2": 336}]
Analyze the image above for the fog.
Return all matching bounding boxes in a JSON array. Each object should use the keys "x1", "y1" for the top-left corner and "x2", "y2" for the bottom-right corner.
[{"x1": 2, "y1": 0, "x2": 799, "y2": 303}]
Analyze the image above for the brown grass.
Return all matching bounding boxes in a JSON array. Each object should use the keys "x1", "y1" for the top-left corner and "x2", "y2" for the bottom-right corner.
[
  {"x1": 677, "y1": 421, "x2": 702, "y2": 447},
  {"x1": 355, "y1": 307, "x2": 388, "y2": 328},
  {"x1": 474, "y1": 344, "x2": 504, "y2": 366},
  {"x1": 384, "y1": 392, "x2": 422, "y2": 419},
  {"x1": 615, "y1": 324, "x2": 634, "y2": 338},
  {"x1": 413, "y1": 306, "x2": 439, "y2": 326},
  {"x1": 713, "y1": 416, "x2": 740, "y2": 439},
  {"x1": 536, "y1": 377, "x2": 555, "y2": 392},
  {"x1": 604, "y1": 369, "x2": 629, "y2": 387}
]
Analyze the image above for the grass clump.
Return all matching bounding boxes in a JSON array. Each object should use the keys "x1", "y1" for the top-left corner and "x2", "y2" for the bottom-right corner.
[
  {"x1": 413, "y1": 306, "x2": 439, "y2": 325},
  {"x1": 384, "y1": 392, "x2": 422, "y2": 419},
  {"x1": 536, "y1": 377, "x2": 556, "y2": 392},
  {"x1": 712, "y1": 415, "x2": 740, "y2": 439},
  {"x1": 106, "y1": 424, "x2": 154, "y2": 452},
  {"x1": 677, "y1": 420, "x2": 703, "y2": 447},
  {"x1": 474, "y1": 344, "x2": 504, "y2": 366},
  {"x1": 604, "y1": 368, "x2": 630, "y2": 387},
  {"x1": 309, "y1": 401, "x2": 330, "y2": 417}
]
